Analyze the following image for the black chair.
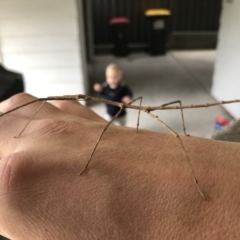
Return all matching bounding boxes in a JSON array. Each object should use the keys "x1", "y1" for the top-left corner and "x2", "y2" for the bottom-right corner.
[{"x1": 0, "y1": 65, "x2": 24, "y2": 101}]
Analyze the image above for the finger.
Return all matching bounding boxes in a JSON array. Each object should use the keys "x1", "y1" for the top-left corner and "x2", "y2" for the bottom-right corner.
[
  {"x1": 51, "y1": 100, "x2": 107, "y2": 123},
  {"x1": 0, "y1": 93, "x2": 107, "y2": 124},
  {"x1": 0, "y1": 93, "x2": 74, "y2": 120}
]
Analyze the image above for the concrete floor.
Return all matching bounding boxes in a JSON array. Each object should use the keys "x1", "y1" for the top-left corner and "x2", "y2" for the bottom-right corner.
[{"x1": 90, "y1": 50, "x2": 232, "y2": 138}]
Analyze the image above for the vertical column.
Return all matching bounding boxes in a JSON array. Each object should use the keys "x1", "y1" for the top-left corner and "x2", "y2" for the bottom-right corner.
[{"x1": 212, "y1": 0, "x2": 240, "y2": 118}]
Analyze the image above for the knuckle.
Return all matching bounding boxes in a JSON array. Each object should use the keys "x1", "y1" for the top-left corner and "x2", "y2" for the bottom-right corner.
[
  {"x1": 53, "y1": 100, "x2": 82, "y2": 110},
  {"x1": 4, "y1": 93, "x2": 35, "y2": 110},
  {"x1": 35, "y1": 118, "x2": 78, "y2": 138},
  {"x1": 0, "y1": 151, "x2": 33, "y2": 195},
  {"x1": 53, "y1": 100, "x2": 68, "y2": 109}
]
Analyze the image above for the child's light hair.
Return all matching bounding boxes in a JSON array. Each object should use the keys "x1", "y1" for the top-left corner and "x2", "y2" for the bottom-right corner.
[{"x1": 106, "y1": 63, "x2": 122, "y2": 77}]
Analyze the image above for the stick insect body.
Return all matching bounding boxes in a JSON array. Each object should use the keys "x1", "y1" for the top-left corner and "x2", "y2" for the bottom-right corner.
[{"x1": 1, "y1": 94, "x2": 239, "y2": 201}]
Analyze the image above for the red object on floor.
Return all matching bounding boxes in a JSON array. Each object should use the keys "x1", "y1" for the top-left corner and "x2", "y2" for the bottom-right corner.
[
  {"x1": 110, "y1": 17, "x2": 130, "y2": 25},
  {"x1": 215, "y1": 116, "x2": 229, "y2": 125}
]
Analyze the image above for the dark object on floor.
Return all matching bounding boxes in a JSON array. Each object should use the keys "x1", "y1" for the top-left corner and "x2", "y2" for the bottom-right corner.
[
  {"x1": 0, "y1": 64, "x2": 24, "y2": 101},
  {"x1": 214, "y1": 116, "x2": 230, "y2": 130},
  {"x1": 211, "y1": 120, "x2": 240, "y2": 143},
  {"x1": 0, "y1": 236, "x2": 9, "y2": 240}
]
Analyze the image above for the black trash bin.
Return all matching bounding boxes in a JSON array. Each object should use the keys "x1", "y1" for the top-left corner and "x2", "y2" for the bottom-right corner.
[
  {"x1": 110, "y1": 17, "x2": 130, "y2": 57},
  {"x1": 145, "y1": 9, "x2": 171, "y2": 55}
]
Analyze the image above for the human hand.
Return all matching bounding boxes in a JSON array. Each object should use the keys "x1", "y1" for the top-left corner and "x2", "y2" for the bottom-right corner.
[
  {"x1": 121, "y1": 96, "x2": 131, "y2": 104},
  {"x1": 0, "y1": 93, "x2": 239, "y2": 239},
  {"x1": 93, "y1": 83, "x2": 103, "y2": 93}
]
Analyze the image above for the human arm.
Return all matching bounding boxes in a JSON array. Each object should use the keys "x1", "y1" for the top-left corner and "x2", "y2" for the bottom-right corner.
[
  {"x1": 93, "y1": 83, "x2": 103, "y2": 93},
  {"x1": 121, "y1": 85, "x2": 132, "y2": 104},
  {"x1": 0, "y1": 93, "x2": 239, "y2": 239},
  {"x1": 121, "y1": 95, "x2": 131, "y2": 104}
]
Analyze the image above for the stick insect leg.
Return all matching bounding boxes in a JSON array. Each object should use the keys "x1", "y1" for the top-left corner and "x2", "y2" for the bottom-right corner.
[
  {"x1": 145, "y1": 110, "x2": 206, "y2": 201},
  {"x1": 160, "y1": 100, "x2": 189, "y2": 136},
  {"x1": 80, "y1": 105, "x2": 124, "y2": 175},
  {"x1": 128, "y1": 96, "x2": 143, "y2": 132},
  {"x1": 15, "y1": 100, "x2": 47, "y2": 138}
]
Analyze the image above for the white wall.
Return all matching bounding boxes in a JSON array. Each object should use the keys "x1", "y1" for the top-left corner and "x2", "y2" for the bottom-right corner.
[
  {"x1": 212, "y1": 0, "x2": 240, "y2": 119},
  {"x1": 0, "y1": 0, "x2": 87, "y2": 97}
]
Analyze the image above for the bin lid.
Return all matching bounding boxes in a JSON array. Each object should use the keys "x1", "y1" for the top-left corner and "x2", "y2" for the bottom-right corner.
[
  {"x1": 110, "y1": 17, "x2": 130, "y2": 25},
  {"x1": 145, "y1": 9, "x2": 171, "y2": 17}
]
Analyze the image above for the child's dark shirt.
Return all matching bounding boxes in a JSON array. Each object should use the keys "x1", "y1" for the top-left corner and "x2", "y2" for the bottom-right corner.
[{"x1": 101, "y1": 82, "x2": 133, "y2": 117}]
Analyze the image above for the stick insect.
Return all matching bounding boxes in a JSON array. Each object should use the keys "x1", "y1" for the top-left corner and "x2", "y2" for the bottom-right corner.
[{"x1": 0, "y1": 94, "x2": 239, "y2": 201}]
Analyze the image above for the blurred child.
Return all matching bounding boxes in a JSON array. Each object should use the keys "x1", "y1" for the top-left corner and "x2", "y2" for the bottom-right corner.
[{"x1": 94, "y1": 63, "x2": 133, "y2": 126}]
